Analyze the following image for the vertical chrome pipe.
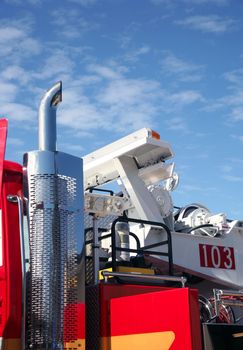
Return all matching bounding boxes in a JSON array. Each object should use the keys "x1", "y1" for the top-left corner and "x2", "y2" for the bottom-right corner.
[
  {"x1": 38, "y1": 81, "x2": 62, "y2": 152},
  {"x1": 24, "y1": 81, "x2": 85, "y2": 349}
]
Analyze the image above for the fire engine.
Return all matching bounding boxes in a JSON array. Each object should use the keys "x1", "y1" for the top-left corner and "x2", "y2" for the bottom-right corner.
[{"x1": 1, "y1": 81, "x2": 243, "y2": 350}]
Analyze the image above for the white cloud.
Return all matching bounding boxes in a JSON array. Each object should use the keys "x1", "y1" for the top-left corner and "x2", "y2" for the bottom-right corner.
[
  {"x1": 33, "y1": 50, "x2": 74, "y2": 80},
  {"x1": 165, "y1": 117, "x2": 189, "y2": 132},
  {"x1": 118, "y1": 22, "x2": 141, "y2": 50},
  {"x1": 161, "y1": 51, "x2": 203, "y2": 82},
  {"x1": 222, "y1": 174, "x2": 243, "y2": 182},
  {"x1": 54, "y1": 60, "x2": 206, "y2": 134},
  {"x1": 0, "y1": 20, "x2": 41, "y2": 62},
  {"x1": 231, "y1": 134, "x2": 243, "y2": 142},
  {"x1": 57, "y1": 67, "x2": 162, "y2": 133},
  {"x1": 168, "y1": 90, "x2": 204, "y2": 105},
  {"x1": 59, "y1": 88, "x2": 104, "y2": 130},
  {"x1": 204, "y1": 67, "x2": 243, "y2": 123},
  {"x1": 5, "y1": 0, "x2": 43, "y2": 4},
  {"x1": 124, "y1": 45, "x2": 151, "y2": 63},
  {"x1": 184, "y1": 0, "x2": 228, "y2": 4},
  {"x1": 96, "y1": 78, "x2": 161, "y2": 105},
  {"x1": 28, "y1": 0, "x2": 42, "y2": 4},
  {"x1": 7, "y1": 137, "x2": 24, "y2": 146},
  {"x1": 178, "y1": 183, "x2": 217, "y2": 196},
  {"x1": 18, "y1": 38, "x2": 40, "y2": 55},
  {"x1": 61, "y1": 142, "x2": 84, "y2": 154},
  {"x1": 1, "y1": 65, "x2": 31, "y2": 85},
  {"x1": 73, "y1": 75, "x2": 102, "y2": 86},
  {"x1": 175, "y1": 15, "x2": 236, "y2": 33},
  {"x1": 224, "y1": 92, "x2": 243, "y2": 107},
  {"x1": 214, "y1": 68, "x2": 243, "y2": 123},
  {"x1": 151, "y1": 0, "x2": 228, "y2": 5},
  {"x1": 0, "y1": 27, "x2": 24, "y2": 42},
  {"x1": 150, "y1": 0, "x2": 171, "y2": 4},
  {"x1": 51, "y1": 8, "x2": 98, "y2": 39},
  {"x1": 0, "y1": 103, "x2": 35, "y2": 121},
  {"x1": 205, "y1": 93, "x2": 243, "y2": 124},
  {"x1": 230, "y1": 107, "x2": 243, "y2": 121},
  {"x1": 67, "y1": 0, "x2": 98, "y2": 5},
  {"x1": 230, "y1": 158, "x2": 243, "y2": 164},
  {"x1": 224, "y1": 69, "x2": 243, "y2": 87},
  {"x1": 134, "y1": 46, "x2": 150, "y2": 55},
  {"x1": 220, "y1": 165, "x2": 233, "y2": 173},
  {"x1": 0, "y1": 82, "x2": 18, "y2": 103},
  {"x1": 180, "y1": 184, "x2": 205, "y2": 192},
  {"x1": 87, "y1": 64, "x2": 124, "y2": 80}
]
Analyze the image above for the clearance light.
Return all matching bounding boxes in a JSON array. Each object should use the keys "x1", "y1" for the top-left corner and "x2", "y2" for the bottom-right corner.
[
  {"x1": 151, "y1": 129, "x2": 160, "y2": 140},
  {"x1": 84, "y1": 192, "x2": 127, "y2": 217}
]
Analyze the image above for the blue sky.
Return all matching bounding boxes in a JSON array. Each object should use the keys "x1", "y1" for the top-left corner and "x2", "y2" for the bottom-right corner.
[{"x1": 1, "y1": 0, "x2": 243, "y2": 218}]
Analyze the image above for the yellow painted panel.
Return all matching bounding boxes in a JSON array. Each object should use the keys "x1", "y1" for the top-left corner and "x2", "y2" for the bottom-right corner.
[
  {"x1": 101, "y1": 331, "x2": 175, "y2": 350},
  {"x1": 99, "y1": 266, "x2": 154, "y2": 280},
  {"x1": 111, "y1": 331, "x2": 175, "y2": 350},
  {"x1": 116, "y1": 266, "x2": 155, "y2": 275},
  {"x1": 65, "y1": 339, "x2": 85, "y2": 349}
]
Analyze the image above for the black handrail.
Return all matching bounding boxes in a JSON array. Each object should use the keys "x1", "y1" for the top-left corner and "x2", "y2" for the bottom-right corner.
[
  {"x1": 111, "y1": 217, "x2": 173, "y2": 275},
  {"x1": 88, "y1": 187, "x2": 114, "y2": 196}
]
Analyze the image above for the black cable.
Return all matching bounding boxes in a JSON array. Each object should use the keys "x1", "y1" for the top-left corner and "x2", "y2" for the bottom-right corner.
[{"x1": 187, "y1": 224, "x2": 214, "y2": 234}]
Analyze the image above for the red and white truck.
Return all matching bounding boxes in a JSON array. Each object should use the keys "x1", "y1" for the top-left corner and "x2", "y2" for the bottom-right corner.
[{"x1": 1, "y1": 82, "x2": 243, "y2": 350}]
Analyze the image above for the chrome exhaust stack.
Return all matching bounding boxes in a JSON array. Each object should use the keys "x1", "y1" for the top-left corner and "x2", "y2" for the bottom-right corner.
[
  {"x1": 24, "y1": 82, "x2": 85, "y2": 349},
  {"x1": 38, "y1": 81, "x2": 62, "y2": 151}
]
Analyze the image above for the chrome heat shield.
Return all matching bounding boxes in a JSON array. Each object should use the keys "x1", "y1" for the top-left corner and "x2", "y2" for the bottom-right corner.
[{"x1": 24, "y1": 150, "x2": 84, "y2": 349}]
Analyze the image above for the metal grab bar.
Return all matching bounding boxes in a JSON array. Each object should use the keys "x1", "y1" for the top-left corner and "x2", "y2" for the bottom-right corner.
[
  {"x1": 102, "y1": 271, "x2": 187, "y2": 287},
  {"x1": 214, "y1": 289, "x2": 243, "y2": 298},
  {"x1": 7, "y1": 195, "x2": 26, "y2": 350},
  {"x1": 213, "y1": 289, "x2": 243, "y2": 317}
]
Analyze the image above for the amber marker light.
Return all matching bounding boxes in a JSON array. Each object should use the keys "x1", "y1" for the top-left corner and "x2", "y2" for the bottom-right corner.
[{"x1": 151, "y1": 130, "x2": 160, "y2": 140}]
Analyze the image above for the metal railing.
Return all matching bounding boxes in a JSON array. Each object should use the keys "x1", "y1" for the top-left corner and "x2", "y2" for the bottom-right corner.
[
  {"x1": 110, "y1": 217, "x2": 173, "y2": 275},
  {"x1": 213, "y1": 289, "x2": 243, "y2": 317}
]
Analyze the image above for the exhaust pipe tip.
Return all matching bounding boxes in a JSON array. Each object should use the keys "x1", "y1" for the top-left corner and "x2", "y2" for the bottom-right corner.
[
  {"x1": 50, "y1": 81, "x2": 62, "y2": 107},
  {"x1": 38, "y1": 81, "x2": 62, "y2": 152}
]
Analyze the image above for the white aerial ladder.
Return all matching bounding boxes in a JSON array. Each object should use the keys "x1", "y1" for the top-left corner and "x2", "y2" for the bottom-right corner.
[{"x1": 83, "y1": 127, "x2": 243, "y2": 324}]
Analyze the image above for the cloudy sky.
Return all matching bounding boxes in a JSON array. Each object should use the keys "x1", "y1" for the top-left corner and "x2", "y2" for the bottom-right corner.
[{"x1": 1, "y1": 0, "x2": 243, "y2": 218}]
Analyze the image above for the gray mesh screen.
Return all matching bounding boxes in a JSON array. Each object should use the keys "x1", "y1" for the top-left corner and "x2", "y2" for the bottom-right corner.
[{"x1": 27, "y1": 173, "x2": 81, "y2": 349}]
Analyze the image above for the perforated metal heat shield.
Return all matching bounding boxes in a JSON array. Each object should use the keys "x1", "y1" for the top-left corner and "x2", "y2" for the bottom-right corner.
[{"x1": 24, "y1": 150, "x2": 85, "y2": 350}]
